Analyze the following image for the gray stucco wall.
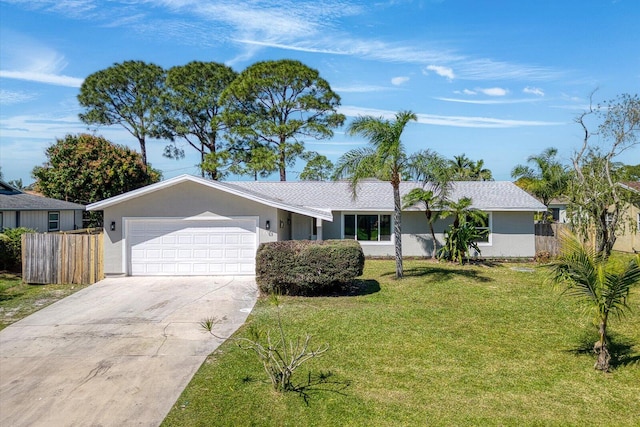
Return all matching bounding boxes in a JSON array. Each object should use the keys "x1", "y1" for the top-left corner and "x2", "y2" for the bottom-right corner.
[
  {"x1": 325, "y1": 210, "x2": 536, "y2": 258},
  {"x1": 101, "y1": 181, "x2": 278, "y2": 275}
]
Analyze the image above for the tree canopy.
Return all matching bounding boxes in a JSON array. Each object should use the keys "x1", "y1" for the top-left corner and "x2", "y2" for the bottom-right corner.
[
  {"x1": 159, "y1": 61, "x2": 237, "y2": 179},
  {"x1": 32, "y1": 134, "x2": 161, "y2": 207},
  {"x1": 447, "y1": 154, "x2": 493, "y2": 181},
  {"x1": 78, "y1": 60, "x2": 166, "y2": 166},
  {"x1": 511, "y1": 147, "x2": 570, "y2": 208},
  {"x1": 570, "y1": 93, "x2": 640, "y2": 256},
  {"x1": 221, "y1": 59, "x2": 345, "y2": 181},
  {"x1": 299, "y1": 151, "x2": 334, "y2": 181}
]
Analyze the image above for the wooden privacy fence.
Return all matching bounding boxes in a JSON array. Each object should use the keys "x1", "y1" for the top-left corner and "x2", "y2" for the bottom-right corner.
[
  {"x1": 22, "y1": 232, "x2": 104, "y2": 285},
  {"x1": 535, "y1": 223, "x2": 569, "y2": 256}
]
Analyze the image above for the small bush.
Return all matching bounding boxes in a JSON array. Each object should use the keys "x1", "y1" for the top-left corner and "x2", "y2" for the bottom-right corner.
[
  {"x1": 0, "y1": 228, "x2": 36, "y2": 271},
  {"x1": 256, "y1": 240, "x2": 364, "y2": 295}
]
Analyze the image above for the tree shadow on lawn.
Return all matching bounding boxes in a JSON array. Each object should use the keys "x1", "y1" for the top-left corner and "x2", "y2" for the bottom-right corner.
[
  {"x1": 564, "y1": 330, "x2": 640, "y2": 370},
  {"x1": 329, "y1": 279, "x2": 381, "y2": 297},
  {"x1": 242, "y1": 371, "x2": 352, "y2": 406},
  {"x1": 385, "y1": 266, "x2": 493, "y2": 283}
]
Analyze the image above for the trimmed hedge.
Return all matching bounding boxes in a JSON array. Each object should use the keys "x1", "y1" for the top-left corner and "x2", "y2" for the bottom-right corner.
[{"x1": 256, "y1": 239, "x2": 365, "y2": 295}]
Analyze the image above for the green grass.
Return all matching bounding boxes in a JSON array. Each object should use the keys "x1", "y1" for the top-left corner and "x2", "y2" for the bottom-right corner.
[
  {"x1": 0, "y1": 272, "x2": 90, "y2": 330},
  {"x1": 164, "y1": 258, "x2": 640, "y2": 426}
]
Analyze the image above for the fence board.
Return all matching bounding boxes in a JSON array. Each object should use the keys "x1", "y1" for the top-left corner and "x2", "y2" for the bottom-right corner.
[
  {"x1": 535, "y1": 223, "x2": 568, "y2": 256},
  {"x1": 22, "y1": 232, "x2": 104, "y2": 285}
]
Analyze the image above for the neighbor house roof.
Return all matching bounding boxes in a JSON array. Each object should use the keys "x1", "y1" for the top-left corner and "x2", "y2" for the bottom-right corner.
[
  {"x1": 87, "y1": 175, "x2": 546, "y2": 217},
  {"x1": 232, "y1": 180, "x2": 547, "y2": 212},
  {"x1": 0, "y1": 181, "x2": 85, "y2": 211},
  {"x1": 619, "y1": 181, "x2": 640, "y2": 194}
]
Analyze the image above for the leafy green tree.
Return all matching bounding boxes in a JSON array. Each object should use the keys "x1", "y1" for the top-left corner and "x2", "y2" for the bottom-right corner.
[
  {"x1": 299, "y1": 151, "x2": 334, "y2": 181},
  {"x1": 221, "y1": 59, "x2": 345, "y2": 181},
  {"x1": 511, "y1": 147, "x2": 570, "y2": 216},
  {"x1": 619, "y1": 164, "x2": 640, "y2": 181},
  {"x1": 78, "y1": 60, "x2": 166, "y2": 166},
  {"x1": 334, "y1": 110, "x2": 417, "y2": 278},
  {"x1": 32, "y1": 134, "x2": 161, "y2": 225},
  {"x1": 571, "y1": 93, "x2": 640, "y2": 256},
  {"x1": 159, "y1": 61, "x2": 237, "y2": 179},
  {"x1": 549, "y1": 231, "x2": 640, "y2": 371}
]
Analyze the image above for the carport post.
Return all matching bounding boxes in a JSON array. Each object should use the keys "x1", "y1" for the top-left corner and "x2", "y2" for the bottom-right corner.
[{"x1": 316, "y1": 219, "x2": 323, "y2": 241}]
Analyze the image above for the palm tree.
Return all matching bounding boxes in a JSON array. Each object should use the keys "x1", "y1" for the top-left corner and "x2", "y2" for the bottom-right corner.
[
  {"x1": 448, "y1": 154, "x2": 473, "y2": 180},
  {"x1": 469, "y1": 159, "x2": 493, "y2": 181},
  {"x1": 437, "y1": 197, "x2": 488, "y2": 263},
  {"x1": 511, "y1": 147, "x2": 570, "y2": 214},
  {"x1": 549, "y1": 230, "x2": 640, "y2": 371},
  {"x1": 334, "y1": 110, "x2": 417, "y2": 278},
  {"x1": 403, "y1": 151, "x2": 451, "y2": 259}
]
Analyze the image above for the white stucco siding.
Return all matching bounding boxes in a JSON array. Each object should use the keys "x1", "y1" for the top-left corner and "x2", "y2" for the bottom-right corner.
[{"x1": 101, "y1": 181, "x2": 278, "y2": 275}]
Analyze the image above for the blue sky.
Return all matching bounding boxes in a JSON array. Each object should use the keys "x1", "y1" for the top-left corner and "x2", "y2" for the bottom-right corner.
[{"x1": 1, "y1": 0, "x2": 639, "y2": 185}]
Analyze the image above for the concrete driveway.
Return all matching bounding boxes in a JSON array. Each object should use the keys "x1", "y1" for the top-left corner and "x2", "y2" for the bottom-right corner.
[{"x1": 0, "y1": 276, "x2": 257, "y2": 427}]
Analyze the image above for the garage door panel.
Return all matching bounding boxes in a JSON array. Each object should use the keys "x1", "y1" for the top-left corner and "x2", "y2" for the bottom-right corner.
[{"x1": 128, "y1": 219, "x2": 256, "y2": 276}]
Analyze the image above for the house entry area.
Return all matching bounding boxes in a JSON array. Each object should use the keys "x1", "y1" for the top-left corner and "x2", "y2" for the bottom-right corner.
[{"x1": 125, "y1": 218, "x2": 257, "y2": 276}]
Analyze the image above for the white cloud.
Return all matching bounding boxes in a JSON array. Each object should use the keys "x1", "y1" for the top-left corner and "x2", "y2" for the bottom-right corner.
[
  {"x1": 0, "y1": 30, "x2": 84, "y2": 87},
  {"x1": 436, "y1": 97, "x2": 543, "y2": 105},
  {"x1": 423, "y1": 65, "x2": 455, "y2": 80},
  {"x1": 477, "y1": 87, "x2": 509, "y2": 96},
  {"x1": 338, "y1": 105, "x2": 564, "y2": 128},
  {"x1": 0, "y1": 89, "x2": 37, "y2": 105},
  {"x1": 391, "y1": 76, "x2": 410, "y2": 86},
  {"x1": 523, "y1": 86, "x2": 544, "y2": 96},
  {"x1": 333, "y1": 85, "x2": 390, "y2": 93},
  {"x1": 0, "y1": 70, "x2": 83, "y2": 87}
]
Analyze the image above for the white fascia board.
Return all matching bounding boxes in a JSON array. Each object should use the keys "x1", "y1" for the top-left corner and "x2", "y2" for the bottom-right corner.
[{"x1": 87, "y1": 174, "x2": 334, "y2": 221}]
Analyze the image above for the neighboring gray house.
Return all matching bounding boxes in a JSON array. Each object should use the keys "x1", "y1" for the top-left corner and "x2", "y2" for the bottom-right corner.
[
  {"x1": 87, "y1": 175, "x2": 546, "y2": 276},
  {"x1": 0, "y1": 181, "x2": 85, "y2": 232}
]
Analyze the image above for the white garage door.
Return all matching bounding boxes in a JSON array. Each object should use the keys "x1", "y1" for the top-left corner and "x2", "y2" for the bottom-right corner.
[{"x1": 127, "y1": 219, "x2": 256, "y2": 276}]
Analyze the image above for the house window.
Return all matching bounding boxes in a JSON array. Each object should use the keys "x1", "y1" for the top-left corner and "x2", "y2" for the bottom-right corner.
[
  {"x1": 48, "y1": 211, "x2": 60, "y2": 231},
  {"x1": 470, "y1": 213, "x2": 492, "y2": 245},
  {"x1": 0, "y1": 212, "x2": 3, "y2": 231},
  {"x1": 343, "y1": 214, "x2": 391, "y2": 242},
  {"x1": 550, "y1": 208, "x2": 560, "y2": 222}
]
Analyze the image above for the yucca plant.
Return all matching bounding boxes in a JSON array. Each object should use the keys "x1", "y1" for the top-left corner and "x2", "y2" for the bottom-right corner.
[{"x1": 549, "y1": 230, "x2": 640, "y2": 371}]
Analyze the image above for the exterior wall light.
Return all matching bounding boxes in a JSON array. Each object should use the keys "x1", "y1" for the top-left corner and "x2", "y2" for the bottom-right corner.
[
  {"x1": 265, "y1": 220, "x2": 270, "y2": 230},
  {"x1": 110, "y1": 221, "x2": 116, "y2": 231},
  {"x1": 280, "y1": 220, "x2": 284, "y2": 228}
]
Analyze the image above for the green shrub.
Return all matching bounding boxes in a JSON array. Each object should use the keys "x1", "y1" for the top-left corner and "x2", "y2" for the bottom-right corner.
[
  {"x1": 0, "y1": 228, "x2": 36, "y2": 271},
  {"x1": 256, "y1": 240, "x2": 364, "y2": 295}
]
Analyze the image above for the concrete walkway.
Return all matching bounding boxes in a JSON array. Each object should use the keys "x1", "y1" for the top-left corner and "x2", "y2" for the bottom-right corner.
[{"x1": 0, "y1": 276, "x2": 258, "y2": 427}]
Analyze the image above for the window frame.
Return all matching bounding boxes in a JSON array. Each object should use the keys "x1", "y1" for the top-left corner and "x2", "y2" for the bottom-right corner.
[
  {"x1": 471, "y1": 212, "x2": 492, "y2": 246},
  {"x1": 48, "y1": 211, "x2": 60, "y2": 232},
  {"x1": 342, "y1": 212, "x2": 393, "y2": 244}
]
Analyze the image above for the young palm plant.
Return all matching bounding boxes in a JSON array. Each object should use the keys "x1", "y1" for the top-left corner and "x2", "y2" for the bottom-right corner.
[{"x1": 549, "y1": 231, "x2": 640, "y2": 371}]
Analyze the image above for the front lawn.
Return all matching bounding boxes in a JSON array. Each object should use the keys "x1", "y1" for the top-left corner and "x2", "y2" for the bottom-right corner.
[
  {"x1": 0, "y1": 273, "x2": 90, "y2": 330},
  {"x1": 163, "y1": 259, "x2": 640, "y2": 426}
]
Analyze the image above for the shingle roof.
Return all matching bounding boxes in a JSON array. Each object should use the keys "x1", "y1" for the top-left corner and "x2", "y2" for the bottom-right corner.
[
  {"x1": 230, "y1": 180, "x2": 547, "y2": 212},
  {"x1": 0, "y1": 181, "x2": 85, "y2": 211}
]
